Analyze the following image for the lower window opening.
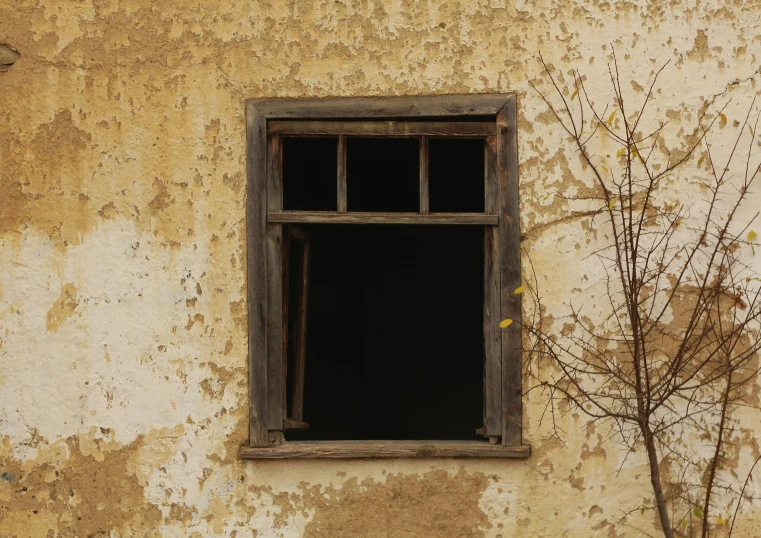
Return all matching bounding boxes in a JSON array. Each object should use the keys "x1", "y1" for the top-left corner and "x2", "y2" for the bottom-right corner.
[{"x1": 286, "y1": 225, "x2": 484, "y2": 441}]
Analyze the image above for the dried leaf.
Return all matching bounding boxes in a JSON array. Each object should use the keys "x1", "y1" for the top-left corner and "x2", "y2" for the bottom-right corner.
[
  {"x1": 514, "y1": 286, "x2": 526, "y2": 295},
  {"x1": 749, "y1": 230, "x2": 758, "y2": 241},
  {"x1": 697, "y1": 155, "x2": 705, "y2": 167},
  {"x1": 571, "y1": 88, "x2": 579, "y2": 100},
  {"x1": 499, "y1": 319, "x2": 513, "y2": 329},
  {"x1": 609, "y1": 198, "x2": 618, "y2": 210},
  {"x1": 719, "y1": 113, "x2": 727, "y2": 128},
  {"x1": 750, "y1": 124, "x2": 756, "y2": 137},
  {"x1": 607, "y1": 110, "x2": 616, "y2": 127}
]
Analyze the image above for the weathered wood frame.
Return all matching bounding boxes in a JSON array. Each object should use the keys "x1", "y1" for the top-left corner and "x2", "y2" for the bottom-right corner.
[{"x1": 244, "y1": 94, "x2": 526, "y2": 459}]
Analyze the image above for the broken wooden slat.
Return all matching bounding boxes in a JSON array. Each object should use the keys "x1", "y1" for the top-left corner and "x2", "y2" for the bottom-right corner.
[
  {"x1": 288, "y1": 228, "x2": 311, "y2": 422},
  {"x1": 268, "y1": 211, "x2": 498, "y2": 226},
  {"x1": 283, "y1": 419, "x2": 310, "y2": 430},
  {"x1": 240, "y1": 440, "x2": 531, "y2": 459}
]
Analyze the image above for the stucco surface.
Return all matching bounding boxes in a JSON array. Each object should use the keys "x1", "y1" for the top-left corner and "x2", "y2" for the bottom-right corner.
[{"x1": 2, "y1": 0, "x2": 761, "y2": 536}]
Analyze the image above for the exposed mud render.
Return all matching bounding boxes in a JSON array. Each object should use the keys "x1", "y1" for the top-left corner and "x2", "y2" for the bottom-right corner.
[{"x1": 2, "y1": 1, "x2": 761, "y2": 536}]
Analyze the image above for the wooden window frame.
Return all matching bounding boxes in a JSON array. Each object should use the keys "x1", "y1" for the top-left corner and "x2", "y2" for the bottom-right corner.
[{"x1": 241, "y1": 94, "x2": 529, "y2": 459}]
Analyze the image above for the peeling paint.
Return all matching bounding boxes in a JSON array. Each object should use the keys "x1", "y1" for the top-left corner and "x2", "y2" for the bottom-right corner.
[{"x1": 2, "y1": 0, "x2": 761, "y2": 536}]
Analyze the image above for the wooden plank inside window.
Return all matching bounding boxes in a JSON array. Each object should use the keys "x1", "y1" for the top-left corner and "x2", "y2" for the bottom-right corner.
[{"x1": 283, "y1": 226, "x2": 311, "y2": 429}]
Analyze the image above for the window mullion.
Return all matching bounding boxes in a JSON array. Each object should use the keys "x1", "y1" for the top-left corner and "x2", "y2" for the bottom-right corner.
[
  {"x1": 337, "y1": 135, "x2": 347, "y2": 212},
  {"x1": 419, "y1": 135, "x2": 429, "y2": 214}
]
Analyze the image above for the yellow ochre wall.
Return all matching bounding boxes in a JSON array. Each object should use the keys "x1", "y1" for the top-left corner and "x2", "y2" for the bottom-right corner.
[{"x1": 1, "y1": 1, "x2": 760, "y2": 536}]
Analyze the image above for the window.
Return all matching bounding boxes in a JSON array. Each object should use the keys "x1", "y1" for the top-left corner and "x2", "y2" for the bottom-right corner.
[{"x1": 242, "y1": 95, "x2": 527, "y2": 459}]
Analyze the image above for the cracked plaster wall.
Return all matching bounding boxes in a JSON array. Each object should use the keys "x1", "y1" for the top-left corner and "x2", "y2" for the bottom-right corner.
[{"x1": 1, "y1": 0, "x2": 761, "y2": 536}]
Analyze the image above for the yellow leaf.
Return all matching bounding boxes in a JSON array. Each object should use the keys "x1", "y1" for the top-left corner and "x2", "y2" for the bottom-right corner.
[
  {"x1": 601, "y1": 165, "x2": 609, "y2": 173},
  {"x1": 607, "y1": 110, "x2": 616, "y2": 127},
  {"x1": 719, "y1": 113, "x2": 727, "y2": 128},
  {"x1": 616, "y1": 147, "x2": 626, "y2": 159},
  {"x1": 716, "y1": 516, "x2": 727, "y2": 525},
  {"x1": 514, "y1": 286, "x2": 526, "y2": 295},
  {"x1": 499, "y1": 319, "x2": 513, "y2": 329},
  {"x1": 674, "y1": 219, "x2": 683, "y2": 228},
  {"x1": 697, "y1": 155, "x2": 705, "y2": 167},
  {"x1": 750, "y1": 125, "x2": 756, "y2": 137},
  {"x1": 749, "y1": 230, "x2": 758, "y2": 241},
  {"x1": 571, "y1": 88, "x2": 579, "y2": 100},
  {"x1": 609, "y1": 198, "x2": 618, "y2": 210}
]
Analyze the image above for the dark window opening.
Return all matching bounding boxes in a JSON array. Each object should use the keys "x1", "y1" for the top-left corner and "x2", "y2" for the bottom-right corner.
[
  {"x1": 429, "y1": 138, "x2": 485, "y2": 213},
  {"x1": 282, "y1": 137, "x2": 338, "y2": 211},
  {"x1": 347, "y1": 138, "x2": 420, "y2": 212},
  {"x1": 287, "y1": 225, "x2": 484, "y2": 441}
]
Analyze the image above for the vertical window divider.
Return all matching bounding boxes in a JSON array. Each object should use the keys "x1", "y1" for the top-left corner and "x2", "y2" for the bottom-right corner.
[
  {"x1": 337, "y1": 135, "x2": 347, "y2": 212},
  {"x1": 419, "y1": 135, "x2": 429, "y2": 214}
]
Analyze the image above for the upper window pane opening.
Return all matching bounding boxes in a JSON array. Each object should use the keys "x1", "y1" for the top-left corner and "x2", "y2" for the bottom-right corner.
[
  {"x1": 347, "y1": 138, "x2": 420, "y2": 212},
  {"x1": 282, "y1": 137, "x2": 338, "y2": 211},
  {"x1": 428, "y1": 138, "x2": 485, "y2": 213}
]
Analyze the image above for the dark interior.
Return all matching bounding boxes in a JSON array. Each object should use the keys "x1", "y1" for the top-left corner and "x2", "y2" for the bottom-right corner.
[
  {"x1": 282, "y1": 137, "x2": 338, "y2": 211},
  {"x1": 281, "y1": 135, "x2": 487, "y2": 214},
  {"x1": 286, "y1": 225, "x2": 484, "y2": 441},
  {"x1": 346, "y1": 138, "x2": 420, "y2": 212},
  {"x1": 429, "y1": 138, "x2": 485, "y2": 213}
]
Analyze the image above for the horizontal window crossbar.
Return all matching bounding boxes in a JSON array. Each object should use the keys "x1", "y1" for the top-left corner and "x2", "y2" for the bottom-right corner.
[
  {"x1": 268, "y1": 211, "x2": 498, "y2": 225},
  {"x1": 268, "y1": 120, "x2": 496, "y2": 137},
  {"x1": 240, "y1": 441, "x2": 531, "y2": 459}
]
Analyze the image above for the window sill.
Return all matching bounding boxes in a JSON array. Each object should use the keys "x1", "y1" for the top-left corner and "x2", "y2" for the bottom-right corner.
[{"x1": 239, "y1": 440, "x2": 531, "y2": 459}]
